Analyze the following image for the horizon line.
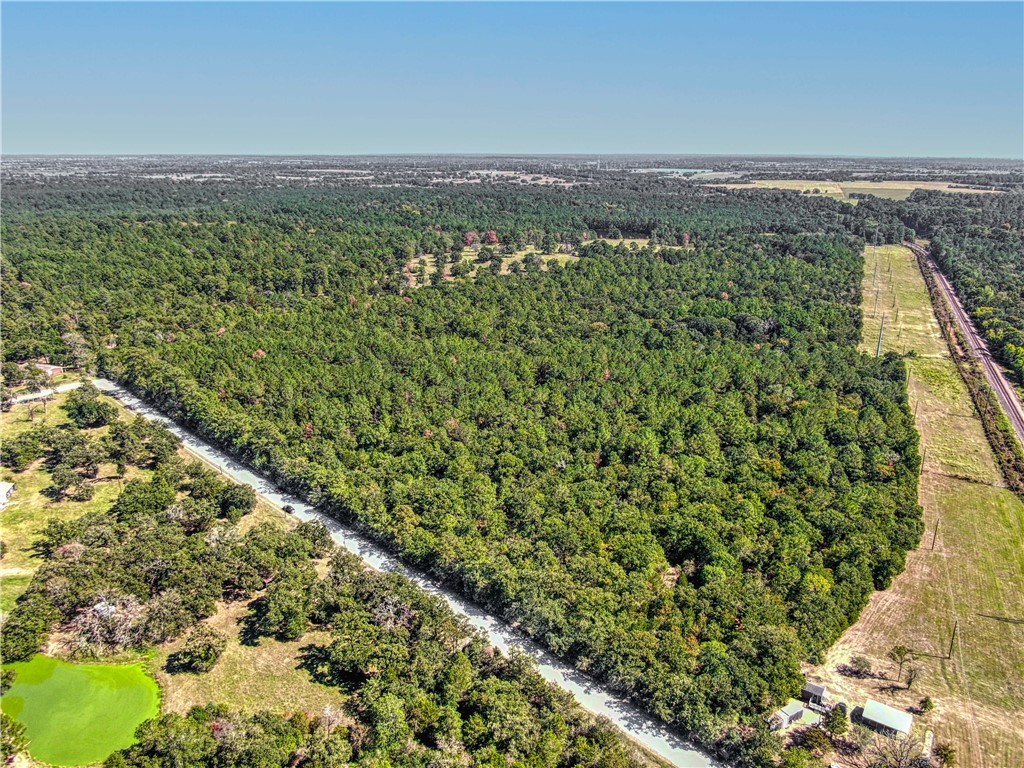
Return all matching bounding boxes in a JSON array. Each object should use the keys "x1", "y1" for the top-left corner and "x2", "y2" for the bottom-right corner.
[{"x1": 5, "y1": 152, "x2": 1022, "y2": 163}]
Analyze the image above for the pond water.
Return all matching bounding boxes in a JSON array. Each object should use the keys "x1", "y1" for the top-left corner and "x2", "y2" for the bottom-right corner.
[{"x1": 1, "y1": 655, "x2": 160, "y2": 766}]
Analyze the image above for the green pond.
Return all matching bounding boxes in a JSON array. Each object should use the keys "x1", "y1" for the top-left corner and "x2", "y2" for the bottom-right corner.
[{"x1": 1, "y1": 655, "x2": 160, "y2": 766}]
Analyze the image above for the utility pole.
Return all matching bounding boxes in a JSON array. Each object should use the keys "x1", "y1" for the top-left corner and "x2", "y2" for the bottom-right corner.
[
  {"x1": 948, "y1": 620, "x2": 959, "y2": 660},
  {"x1": 930, "y1": 519, "x2": 939, "y2": 550},
  {"x1": 873, "y1": 287, "x2": 880, "y2": 318},
  {"x1": 876, "y1": 313, "x2": 886, "y2": 357}
]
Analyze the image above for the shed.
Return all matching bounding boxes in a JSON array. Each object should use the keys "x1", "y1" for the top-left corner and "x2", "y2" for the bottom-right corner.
[
  {"x1": 862, "y1": 698, "x2": 913, "y2": 737},
  {"x1": 772, "y1": 699, "x2": 805, "y2": 730},
  {"x1": 802, "y1": 681, "x2": 828, "y2": 705}
]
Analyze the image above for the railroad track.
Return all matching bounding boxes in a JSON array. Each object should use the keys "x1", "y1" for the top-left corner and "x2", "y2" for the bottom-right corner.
[{"x1": 905, "y1": 241, "x2": 1024, "y2": 446}]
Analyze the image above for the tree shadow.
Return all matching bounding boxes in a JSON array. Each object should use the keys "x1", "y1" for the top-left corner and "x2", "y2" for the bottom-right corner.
[
  {"x1": 837, "y1": 663, "x2": 879, "y2": 680},
  {"x1": 164, "y1": 650, "x2": 194, "y2": 674},
  {"x1": 238, "y1": 597, "x2": 267, "y2": 647},
  {"x1": 876, "y1": 683, "x2": 907, "y2": 695}
]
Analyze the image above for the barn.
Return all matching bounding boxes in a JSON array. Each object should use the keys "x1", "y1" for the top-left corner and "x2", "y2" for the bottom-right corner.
[{"x1": 862, "y1": 698, "x2": 913, "y2": 738}]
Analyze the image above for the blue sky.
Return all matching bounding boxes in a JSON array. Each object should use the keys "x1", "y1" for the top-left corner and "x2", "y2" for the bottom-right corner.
[{"x1": 3, "y1": 2, "x2": 1021, "y2": 157}]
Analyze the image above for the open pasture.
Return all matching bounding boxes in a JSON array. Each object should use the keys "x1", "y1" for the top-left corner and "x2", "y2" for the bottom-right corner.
[
  {"x1": 0, "y1": 390, "x2": 150, "y2": 614},
  {"x1": 716, "y1": 179, "x2": 1001, "y2": 201}
]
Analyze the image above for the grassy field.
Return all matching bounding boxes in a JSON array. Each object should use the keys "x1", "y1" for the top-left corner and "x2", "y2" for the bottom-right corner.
[
  {"x1": 148, "y1": 501, "x2": 344, "y2": 718},
  {"x1": 402, "y1": 239, "x2": 656, "y2": 288},
  {"x1": 1, "y1": 654, "x2": 160, "y2": 766},
  {"x1": 807, "y1": 245, "x2": 1024, "y2": 768},
  {"x1": 0, "y1": 388, "x2": 150, "y2": 615},
  {"x1": 149, "y1": 598, "x2": 344, "y2": 718},
  {"x1": 715, "y1": 179, "x2": 1002, "y2": 202}
]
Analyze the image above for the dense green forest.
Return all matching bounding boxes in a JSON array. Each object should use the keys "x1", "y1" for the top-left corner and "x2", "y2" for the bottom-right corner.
[
  {"x1": 1, "y1": 398, "x2": 646, "y2": 768},
  {"x1": 2, "y1": 171, "x2": 927, "y2": 763}
]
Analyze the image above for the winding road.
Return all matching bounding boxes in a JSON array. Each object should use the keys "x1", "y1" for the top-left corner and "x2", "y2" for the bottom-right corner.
[
  {"x1": 906, "y1": 242, "x2": 1024, "y2": 447},
  {"x1": 89, "y1": 378, "x2": 719, "y2": 768}
]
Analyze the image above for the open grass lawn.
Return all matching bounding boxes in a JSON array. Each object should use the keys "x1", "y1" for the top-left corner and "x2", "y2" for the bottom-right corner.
[
  {"x1": 1, "y1": 655, "x2": 160, "y2": 767},
  {"x1": 1, "y1": 390, "x2": 149, "y2": 615},
  {"x1": 715, "y1": 179, "x2": 1001, "y2": 202},
  {"x1": 808, "y1": 245, "x2": 1024, "y2": 768},
  {"x1": 149, "y1": 597, "x2": 344, "y2": 718}
]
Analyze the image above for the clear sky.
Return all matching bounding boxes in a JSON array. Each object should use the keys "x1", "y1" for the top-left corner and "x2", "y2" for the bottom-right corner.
[{"x1": 2, "y1": 2, "x2": 1022, "y2": 158}]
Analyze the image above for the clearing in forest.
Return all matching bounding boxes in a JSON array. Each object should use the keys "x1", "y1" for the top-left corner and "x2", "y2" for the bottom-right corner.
[
  {"x1": 715, "y1": 179, "x2": 1001, "y2": 202},
  {"x1": 807, "y1": 244, "x2": 1024, "y2": 768}
]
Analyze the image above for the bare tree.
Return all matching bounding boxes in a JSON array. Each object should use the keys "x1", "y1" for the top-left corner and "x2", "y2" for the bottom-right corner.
[
  {"x1": 865, "y1": 735, "x2": 926, "y2": 768},
  {"x1": 888, "y1": 644, "x2": 913, "y2": 681}
]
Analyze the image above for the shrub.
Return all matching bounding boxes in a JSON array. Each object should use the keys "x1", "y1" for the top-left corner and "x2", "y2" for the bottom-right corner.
[{"x1": 167, "y1": 624, "x2": 227, "y2": 673}]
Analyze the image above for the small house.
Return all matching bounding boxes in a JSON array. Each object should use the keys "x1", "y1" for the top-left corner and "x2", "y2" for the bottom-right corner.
[
  {"x1": 801, "y1": 681, "x2": 828, "y2": 706},
  {"x1": 771, "y1": 699, "x2": 805, "y2": 730},
  {"x1": 862, "y1": 698, "x2": 913, "y2": 738}
]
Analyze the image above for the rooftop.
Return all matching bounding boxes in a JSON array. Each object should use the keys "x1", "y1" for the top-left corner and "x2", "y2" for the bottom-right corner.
[
  {"x1": 780, "y1": 699, "x2": 804, "y2": 718},
  {"x1": 862, "y1": 699, "x2": 913, "y2": 735},
  {"x1": 803, "y1": 682, "x2": 827, "y2": 697}
]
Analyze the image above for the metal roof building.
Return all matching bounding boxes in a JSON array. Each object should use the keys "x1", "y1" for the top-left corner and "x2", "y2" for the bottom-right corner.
[
  {"x1": 802, "y1": 681, "x2": 827, "y2": 704},
  {"x1": 862, "y1": 698, "x2": 913, "y2": 737}
]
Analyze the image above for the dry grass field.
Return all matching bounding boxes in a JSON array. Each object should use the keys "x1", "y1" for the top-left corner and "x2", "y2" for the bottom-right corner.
[
  {"x1": 403, "y1": 245, "x2": 581, "y2": 287},
  {"x1": 806, "y1": 245, "x2": 1024, "y2": 768},
  {"x1": 715, "y1": 179, "x2": 1001, "y2": 202}
]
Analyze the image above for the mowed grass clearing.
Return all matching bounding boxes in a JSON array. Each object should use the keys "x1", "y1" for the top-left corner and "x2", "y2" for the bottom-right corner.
[
  {"x1": 715, "y1": 179, "x2": 1002, "y2": 202},
  {"x1": 1, "y1": 654, "x2": 160, "y2": 766},
  {"x1": 808, "y1": 245, "x2": 1024, "y2": 768},
  {"x1": 404, "y1": 245, "x2": 580, "y2": 287},
  {"x1": 149, "y1": 597, "x2": 344, "y2": 718}
]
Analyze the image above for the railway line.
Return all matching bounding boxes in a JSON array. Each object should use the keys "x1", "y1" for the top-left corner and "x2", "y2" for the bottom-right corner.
[{"x1": 905, "y1": 241, "x2": 1024, "y2": 447}]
